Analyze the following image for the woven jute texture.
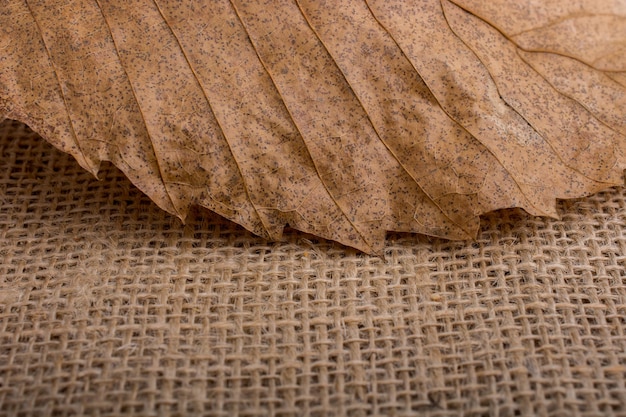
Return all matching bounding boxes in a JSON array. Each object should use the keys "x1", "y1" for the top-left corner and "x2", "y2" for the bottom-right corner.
[{"x1": 1, "y1": 119, "x2": 626, "y2": 417}]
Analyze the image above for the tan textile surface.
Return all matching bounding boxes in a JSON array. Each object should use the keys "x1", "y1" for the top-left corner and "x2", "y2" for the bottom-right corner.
[{"x1": 1, "y1": 118, "x2": 626, "y2": 416}]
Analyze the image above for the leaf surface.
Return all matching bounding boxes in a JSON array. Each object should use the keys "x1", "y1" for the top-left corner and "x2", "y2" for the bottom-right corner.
[{"x1": 1, "y1": 0, "x2": 624, "y2": 253}]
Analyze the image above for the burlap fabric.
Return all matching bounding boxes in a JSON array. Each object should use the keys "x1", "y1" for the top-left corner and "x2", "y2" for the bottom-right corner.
[{"x1": 1, "y1": 118, "x2": 625, "y2": 416}]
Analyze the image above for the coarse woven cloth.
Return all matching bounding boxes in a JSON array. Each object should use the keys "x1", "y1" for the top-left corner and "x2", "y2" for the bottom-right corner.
[{"x1": 1, "y1": 118, "x2": 626, "y2": 417}]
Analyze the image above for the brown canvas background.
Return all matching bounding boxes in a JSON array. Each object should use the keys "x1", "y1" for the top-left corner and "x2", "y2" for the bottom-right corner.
[{"x1": 1, "y1": 119, "x2": 625, "y2": 416}]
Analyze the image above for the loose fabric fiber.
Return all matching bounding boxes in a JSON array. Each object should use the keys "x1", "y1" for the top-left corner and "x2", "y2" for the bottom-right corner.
[{"x1": 1, "y1": 119, "x2": 626, "y2": 416}]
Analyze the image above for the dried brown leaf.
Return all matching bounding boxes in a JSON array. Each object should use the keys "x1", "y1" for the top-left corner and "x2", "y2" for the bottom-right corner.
[{"x1": 1, "y1": 0, "x2": 624, "y2": 253}]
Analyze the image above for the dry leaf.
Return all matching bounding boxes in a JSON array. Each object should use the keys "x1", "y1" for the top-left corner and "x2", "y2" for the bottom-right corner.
[{"x1": 1, "y1": 0, "x2": 624, "y2": 254}]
